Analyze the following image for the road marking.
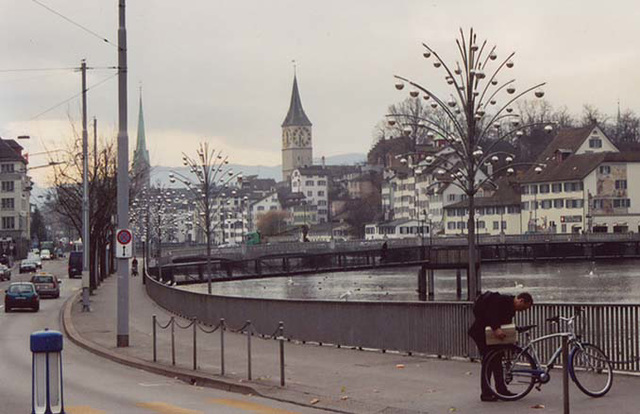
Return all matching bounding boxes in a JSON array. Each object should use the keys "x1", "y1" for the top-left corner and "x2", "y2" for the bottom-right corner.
[
  {"x1": 208, "y1": 399, "x2": 300, "y2": 414},
  {"x1": 136, "y1": 402, "x2": 202, "y2": 414},
  {"x1": 65, "y1": 406, "x2": 107, "y2": 414}
]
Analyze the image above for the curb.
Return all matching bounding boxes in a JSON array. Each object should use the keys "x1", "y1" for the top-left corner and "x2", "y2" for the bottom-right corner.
[
  {"x1": 61, "y1": 290, "x2": 258, "y2": 396},
  {"x1": 60, "y1": 289, "x2": 360, "y2": 414}
]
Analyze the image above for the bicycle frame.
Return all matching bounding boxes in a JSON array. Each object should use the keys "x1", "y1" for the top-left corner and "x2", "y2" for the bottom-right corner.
[{"x1": 511, "y1": 316, "x2": 582, "y2": 380}]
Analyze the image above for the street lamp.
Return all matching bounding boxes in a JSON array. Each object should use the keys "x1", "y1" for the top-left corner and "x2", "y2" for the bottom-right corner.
[{"x1": 391, "y1": 28, "x2": 550, "y2": 299}]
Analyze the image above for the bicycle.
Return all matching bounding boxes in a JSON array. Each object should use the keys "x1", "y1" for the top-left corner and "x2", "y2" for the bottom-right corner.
[{"x1": 482, "y1": 308, "x2": 613, "y2": 401}]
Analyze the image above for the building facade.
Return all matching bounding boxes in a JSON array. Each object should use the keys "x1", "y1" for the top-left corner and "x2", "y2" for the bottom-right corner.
[{"x1": 0, "y1": 139, "x2": 30, "y2": 257}]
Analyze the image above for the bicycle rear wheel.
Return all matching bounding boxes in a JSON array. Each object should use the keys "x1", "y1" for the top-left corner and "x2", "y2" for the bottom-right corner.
[
  {"x1": 482, "y1": 345, "x2": 537, "y2": 401},
  {"x1": 569, "y1": 343, "x2": 613, "y2": 397}
]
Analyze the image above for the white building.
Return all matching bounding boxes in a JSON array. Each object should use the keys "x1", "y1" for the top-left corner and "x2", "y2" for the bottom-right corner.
[
  {"x1": 519, "y1": 126, "x2": 640, "y2": 234},
  {"x1": 291, "y1": 166, "x2": 329, "y2": 223},
  {"x1": 0, "y1": 139, "x2": 31, "y2": 257},
  {"x1": 249, "y1": 191, "x2": 281, "y2": 232}
]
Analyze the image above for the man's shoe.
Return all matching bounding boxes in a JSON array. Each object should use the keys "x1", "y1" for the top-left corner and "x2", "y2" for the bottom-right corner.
[{"x1": 480, "y1": 394, "x2": 498, "y2": 402}]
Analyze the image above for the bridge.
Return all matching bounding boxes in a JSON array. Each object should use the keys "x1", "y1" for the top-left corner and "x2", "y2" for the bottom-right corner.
[{"x1": 148, "y1": 232, "x2": 640, "y2": 301}]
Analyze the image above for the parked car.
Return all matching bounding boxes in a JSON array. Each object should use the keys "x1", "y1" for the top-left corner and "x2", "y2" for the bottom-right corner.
[
  {"x1": 19, "y1": 260, "x2": 37, "y2": 273},
  {"x1": 40, "y1": 249, "x2": 52, "y2": 260},
  {"x1": 30, "y1": 273, "x2": 60, "y2": 298},
  {"x1": 68, "y1": 251, "x2": 83, "y2": 278},
  {"x1": 0, "y1": 264, "x2": 11, "y2": 281},
  {"x1": 4, "y1": 282, "x2": 39, "y2": 312},
  {"x1": 0, "y1": 255, "x2": 9, "y2": 266}
]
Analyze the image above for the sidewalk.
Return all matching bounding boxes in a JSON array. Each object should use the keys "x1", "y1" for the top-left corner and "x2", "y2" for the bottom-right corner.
[{"x1": 64, "y1": 275, "x2": 640, "y2": 414}]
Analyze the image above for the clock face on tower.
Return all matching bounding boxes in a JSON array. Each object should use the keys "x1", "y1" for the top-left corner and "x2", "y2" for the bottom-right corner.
[{"x1": 283, "y1": 127, "x2": 311, "y2": 149}]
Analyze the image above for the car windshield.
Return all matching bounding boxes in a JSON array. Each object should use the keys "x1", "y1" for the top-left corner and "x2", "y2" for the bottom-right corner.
[
  {"x1": 32, "y1": 276, "x2": 53, "y2": 283},
  {"x1": 8, "y1": 284, "x2": 34, "y2": 293}
]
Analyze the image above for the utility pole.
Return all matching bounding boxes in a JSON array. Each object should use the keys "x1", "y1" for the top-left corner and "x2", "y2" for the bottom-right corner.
[
  {"x1": 81, "y1": 59, "x2": 91, "y2": 312},
  {"x1": 116, "y1": 0, "x2": 130, "y2": 348},
  {"x1": 93, "y1": 117, "x2": 98, "y2": 286}
]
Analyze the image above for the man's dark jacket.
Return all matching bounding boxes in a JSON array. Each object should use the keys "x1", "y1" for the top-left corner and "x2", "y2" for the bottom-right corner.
[{"x1": 468, "y1": 292, "x2": 516, "y2": 350}]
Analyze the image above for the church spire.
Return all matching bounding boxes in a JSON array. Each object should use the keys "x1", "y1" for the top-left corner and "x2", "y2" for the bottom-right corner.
[
  {"x1": 281, "y1": 74, "x2": 312, "y2": 127},
  {"x1": 133, "y1": 87, "x2": 150, "y2": 189}
]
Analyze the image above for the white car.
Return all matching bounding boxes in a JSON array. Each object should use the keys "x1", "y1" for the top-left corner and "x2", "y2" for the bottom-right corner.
[
  {"x1": 27, "y1": 253, "x2": 42, "y2": 269},
  {"x1": 40, "y1": 249, "x2": 52, "y2": 260}
]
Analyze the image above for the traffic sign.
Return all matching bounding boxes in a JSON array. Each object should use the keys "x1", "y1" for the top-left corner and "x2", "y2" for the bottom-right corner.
[{"x1": 116, "y1": 228, "x2": 133, "y2": 258}]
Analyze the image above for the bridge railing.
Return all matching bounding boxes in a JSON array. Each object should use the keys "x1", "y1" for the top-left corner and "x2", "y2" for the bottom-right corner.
[{"x1": 146, "y1": 273, "x2": 640, "y2": 373}]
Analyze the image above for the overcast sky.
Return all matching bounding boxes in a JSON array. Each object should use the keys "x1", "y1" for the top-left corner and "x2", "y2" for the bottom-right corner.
[{"x1": 2, "y1": 0, "x2": 639, "y2": 185}]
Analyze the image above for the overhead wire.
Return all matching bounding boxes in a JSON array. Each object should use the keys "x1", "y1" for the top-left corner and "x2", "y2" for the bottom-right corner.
[
  {"x1": 31, "y1": 0, "x2": 120, "y2": 50},
  {"x1": 28, "y1": 72, "x2": 118, "y2": 121}
]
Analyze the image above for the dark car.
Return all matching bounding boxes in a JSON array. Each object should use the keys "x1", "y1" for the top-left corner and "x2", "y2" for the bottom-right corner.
[
  {"x1": 30, "y1": 273, "x2": 60, "y2": 299},
  {"x1": 0, "y1": 264, "x2": 11, "y2": 281},
  {"x1": 4, "y1": 282, "x2": 39, "y2": 312},
  {"x1": 68, "y1": 251, "x2": 83, "y2": 278}
]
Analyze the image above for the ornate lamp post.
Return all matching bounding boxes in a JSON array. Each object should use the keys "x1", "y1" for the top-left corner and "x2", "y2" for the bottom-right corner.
[
  {"x1": 391, "y1": 28, "x2": 550, "y2": 299},
  {"x1": 170, "y1": 142, "x2": 242, "y2": 293}
]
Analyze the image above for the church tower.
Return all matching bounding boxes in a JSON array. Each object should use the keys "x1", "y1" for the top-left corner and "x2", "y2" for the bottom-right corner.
[
  {"x1": 132, "y1": 90, "x2": 151, "y2": 191},
  {"x1": 282, "y1": 74, "x2": 312, "y2": 183}
]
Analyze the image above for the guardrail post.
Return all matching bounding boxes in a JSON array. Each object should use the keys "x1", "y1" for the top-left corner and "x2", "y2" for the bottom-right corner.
[
  {"x1": 192, "y1": 319, "x2": 197, "y2": 370},
  {"x1": 456, "y1": 269, "x2": 462, "y2": 300},
  {"x1": 220, "y1": 318, "x2": 225, "y2": 376},
  {"x1": 152, "y1": 314, "x2": 157, "y2": 362},
  {"x1": 562, "y1": 334, "x2": 570, "y2": 414},
  {"x1": 278, "y1": 321, "x2": 285, "y2": 386},
  {"x1": 246, "y1": 320, "x2": 252, "y2": 381},
  {"x1": 171, "y1": 317, "x2": 176, "y2": 366}
]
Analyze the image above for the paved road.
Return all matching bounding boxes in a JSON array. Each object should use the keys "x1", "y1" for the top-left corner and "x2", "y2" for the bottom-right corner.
[{"x1": 0, "y1": 258, "x2": 326, "y2": 414}]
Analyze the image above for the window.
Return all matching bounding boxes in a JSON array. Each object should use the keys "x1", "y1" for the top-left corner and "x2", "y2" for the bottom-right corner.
[
  {"x1": 0, "y1": 164, "x2": 14, "y2": 173},
  {"x1": 257, "y1": 206, "x2": 265, "y2": 211},
  {"x1": 615, "y1": 180, "x2": 627, "y2": 190},
  {"x1": 317, "y1": 180, "x2": 326, "y2": 186},
  {"x1": 539, "y1": 184, "x2": 550, "y2": 194},
  {"x1": 1, "y1": 181, "x2": 14, "y2": 192},
  {"x1": 613, "y1": 199, "x2": 631, "y2": 208},
  {"x1": 1, "y1": 217, "x2": 15, "y2": 229},
  {"x1": 493, "y1": 221, "x2": 499, "y2": 230},
  {"x1": 566, "y1": 199, "x2": 584, "y2": 208},
  {"x1": 552, "y1": 183, "x2": 562, "y2": 193},
  {"x1": 589, "y1": 138, "x2": 602, "y2": 148},
  {"x1": 530, "y1": 185, "x2": 538, "y2": 195},
  {"x1": 317, "y1": 191, "x2": 325, "y2": 197},
  {"x1": 521, "y1": 201, "x2": 530, "y2": 210},
  {"x1": 486, "y1": 207, "x2": 495, "y2": 215},
  {"x1": 305, "y1": 180, "x2": 314, "y2": 186},
  {"x1": 553, "y1": 199, "x2": 564, "y2": 208},
  {"x1": 270, "y1": 206, "x2": 277, "y2": 210},
  {"x1": 307, "y1": 191, "x2": 313, "y2": 197},
  {"x1": 318, "y1": 209, "x2": 327, "y2": 215},
  {"x1": 1, "y1": 198, "x2": 14, "y2": 210},
  {"x1": 477, "y1": 221, "x2": 485, "y2": 229},
  {"x1": 318, "y1": 200, "x2": 327, "y2": 206},
  {"x1": 448, "y1": 222, "x2": 456, "y2": 230},
  {"x1": 501, "y1": 221, "x2": 507, "y2": 230},
  {"x1": 521, "y1": 185, "x2": 529, "y2": 195},
  {"x1": 541, "y1": 200, "x2": 552, "y2": 209},
  {"x1": 448, "y1": 194, "x2": 456, "y2": 201},
  {"x1": 563, "y1": 182, "x2": 583, "y2": 192},
  {"x1": 599, "y1": 165, "x2": 610, "y2": 174}
]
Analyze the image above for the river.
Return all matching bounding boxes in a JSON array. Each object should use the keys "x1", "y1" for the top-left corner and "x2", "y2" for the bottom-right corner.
[{"x1": 180, "y1": 259, "x2": 640, "y2": 303}]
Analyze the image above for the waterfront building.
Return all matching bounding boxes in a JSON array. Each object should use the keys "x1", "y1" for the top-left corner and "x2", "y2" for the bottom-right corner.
[
  {"x1": 249, "y1": 191, "x2": 281, "y2": 232},
  {"x1": 520, "y1": 125, "x2": 640, "y2": 234},
  {"x1": 290, "y1": 166, "x2": 329, "y2": 224}
]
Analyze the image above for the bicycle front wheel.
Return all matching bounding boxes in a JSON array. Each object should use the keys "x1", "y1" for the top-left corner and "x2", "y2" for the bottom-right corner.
[
  {"x1": 569, "y1": 343, "x2": 613, "y2": 397},
  {"x1": 482, "y1": 345, "x2": 537, "y2": 401}
]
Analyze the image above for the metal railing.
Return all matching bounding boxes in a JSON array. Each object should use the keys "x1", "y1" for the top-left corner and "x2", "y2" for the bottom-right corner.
[
  {"x1": 152, "y1": 314, "x2": 286, "y2": 385},
  {"x1": 146, "y1": 273, "x2": 640, "y2": 374}
]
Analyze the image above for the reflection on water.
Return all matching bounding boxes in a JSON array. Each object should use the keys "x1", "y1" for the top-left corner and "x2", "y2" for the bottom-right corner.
[{"x1": 181, "y1": 259, "x2": 640, "y2": 303}]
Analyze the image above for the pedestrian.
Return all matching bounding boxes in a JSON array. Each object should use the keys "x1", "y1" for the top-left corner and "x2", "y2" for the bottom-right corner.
[
  {"x1": 468, "y1": 291, "x2": 533, "y2": 401},
  {"x1": 131, "y1": 256, "x2": 139, "y2": 277},
  {"x1": 380, "y1": 241, "x2": 388, "y2": 263}
]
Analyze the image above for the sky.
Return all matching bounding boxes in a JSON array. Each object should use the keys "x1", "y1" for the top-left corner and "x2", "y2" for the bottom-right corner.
[{"x1": 1, "y1": 0, "x2": 640, "y2": 186}]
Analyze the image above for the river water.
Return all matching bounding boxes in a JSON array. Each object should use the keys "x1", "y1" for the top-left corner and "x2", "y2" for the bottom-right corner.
[{"x1": 181, "y1": 259, "x2": 640, "y2": 303}]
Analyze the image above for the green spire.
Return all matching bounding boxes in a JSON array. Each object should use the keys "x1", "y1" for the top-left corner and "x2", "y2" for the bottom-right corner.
[{"x1": 134, "y1": 92, "x2": 150, "y2": 167}]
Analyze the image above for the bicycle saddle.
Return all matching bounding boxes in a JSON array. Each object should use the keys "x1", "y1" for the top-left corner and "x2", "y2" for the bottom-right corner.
[{"x1": 516, "y1": 324, "x2": 537, "y2": 333}]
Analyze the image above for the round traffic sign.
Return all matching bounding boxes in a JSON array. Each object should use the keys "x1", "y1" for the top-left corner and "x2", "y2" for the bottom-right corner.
[{"x1": 117, "y1": 229, "x2": 132, "y2": 245}]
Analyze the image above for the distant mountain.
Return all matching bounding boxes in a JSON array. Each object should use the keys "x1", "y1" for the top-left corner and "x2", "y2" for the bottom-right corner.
[{"x1": 151, "y1": 153, "x2": 366, "y2": 186}]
